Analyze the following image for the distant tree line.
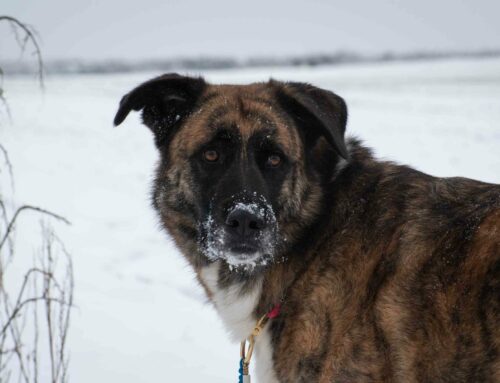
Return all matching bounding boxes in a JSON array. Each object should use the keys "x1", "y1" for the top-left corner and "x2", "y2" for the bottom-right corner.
[{"x1": 2, "y1": 48, "x2": 500, "y2": 76}]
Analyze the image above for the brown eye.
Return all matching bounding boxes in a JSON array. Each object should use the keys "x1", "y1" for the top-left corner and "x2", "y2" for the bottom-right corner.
[
  {"x1": 267, "y1": 154, "x2": 282, "y2": 167},
  {"x1": 203, "y1": 149, "x2": 219, "y2": 162}
]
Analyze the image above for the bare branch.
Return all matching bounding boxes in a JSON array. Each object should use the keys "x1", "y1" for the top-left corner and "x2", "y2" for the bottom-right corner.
[
  {"x1": 0, "y1": 206, "x2": 70, "y2": 252},
  {"x1": 0, "y1": 200, "x2": 15, "y2": 269},
  {"x1": 0, "y1": 35, "x2": 73, "y2": 377},
  {"x1": 56, "y1": 250, "x2": 73, "y2": 383},
  {"x1": 0, "y1": 143, "x2": 15, "y2": 191},
  {"x1": 0, "y1": 16, "x2": 44, "y2": 90},
  {"x1": 0, "y1": 297, "x2": 71, "y2": 339},
  {"x1": 31, "y1": 263, "x2": 39, "y2": 383},
  {"x1": 42, "y1": 241, "x2": 56, "y2": 383},
  {"x1": 0, "y1": 90, "x2": 12, "y2": 123}
]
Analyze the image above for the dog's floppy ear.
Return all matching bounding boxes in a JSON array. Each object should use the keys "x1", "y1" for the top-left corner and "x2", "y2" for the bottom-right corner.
[
  {"x1": 113, "y1": 73, "x2": 206, "y2": 146},
  {"x1": 274, "y1": 81, "x2": 349, "y2": 159}
]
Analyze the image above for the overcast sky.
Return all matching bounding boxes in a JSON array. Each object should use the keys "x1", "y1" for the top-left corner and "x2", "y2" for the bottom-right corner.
[{"x1": 1, "y1": 0, "x2": 500, "y2": 61}]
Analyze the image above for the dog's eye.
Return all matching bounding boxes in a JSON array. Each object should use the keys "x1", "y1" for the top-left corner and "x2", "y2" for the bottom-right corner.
[
  {"x1": 203, "y1": 149, "x2": 219, "y2": 163},
  {"x1": 266, "y1": 154, "x2": 282, "y2": 168}
]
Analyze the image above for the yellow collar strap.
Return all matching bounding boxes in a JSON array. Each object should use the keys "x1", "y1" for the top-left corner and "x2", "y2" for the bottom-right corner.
[{"x1": 239, "y1": 304, "x2": 281, "y2": 382}]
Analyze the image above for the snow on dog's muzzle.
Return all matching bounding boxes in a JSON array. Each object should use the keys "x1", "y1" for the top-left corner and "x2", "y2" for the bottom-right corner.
[{"x1": 200, "y1": 197, "x2": 279, "y2": 271}]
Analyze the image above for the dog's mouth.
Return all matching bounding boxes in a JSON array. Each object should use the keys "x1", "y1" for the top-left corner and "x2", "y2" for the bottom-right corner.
[
  {"x1": 224, "y1": 248, "x2": 263, "y2": 267},
  {"x1": 200, "y1": 226, "x2": 276, "y2": 270},
  {"x1": 229, "y1": 242, "x2": 260, "y2": 254}
]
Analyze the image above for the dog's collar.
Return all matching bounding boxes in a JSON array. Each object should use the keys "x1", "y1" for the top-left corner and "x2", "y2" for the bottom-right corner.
[{"x1": 238, "y1": 303, "x2": 281, "y2": 382}]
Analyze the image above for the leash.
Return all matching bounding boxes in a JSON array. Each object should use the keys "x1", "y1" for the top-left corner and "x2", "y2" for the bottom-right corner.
[
  {"x1": 236, "y1": 243, "x2": 324, "y2": 382},
  {"x1": 238, "y1": 303, "x2": 281, "y2": 383}
]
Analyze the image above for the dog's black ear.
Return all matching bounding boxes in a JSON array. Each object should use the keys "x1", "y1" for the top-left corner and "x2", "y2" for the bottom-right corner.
[
  {"x1": 274, "y1": 81, "x2": 348, "y2": 159},
  {"x1": 113, "y1": 73, "x2": 206, "y2": 146}
]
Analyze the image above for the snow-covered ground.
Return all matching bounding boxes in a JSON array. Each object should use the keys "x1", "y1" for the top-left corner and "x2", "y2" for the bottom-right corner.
[{"x1": 1, "y1": 57, "x2": 500, "y2": 382}]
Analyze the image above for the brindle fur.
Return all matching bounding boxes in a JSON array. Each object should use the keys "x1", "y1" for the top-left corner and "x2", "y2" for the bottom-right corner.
[{"x1": 114, "y1": 74, "x2": 500, "y2": 382}]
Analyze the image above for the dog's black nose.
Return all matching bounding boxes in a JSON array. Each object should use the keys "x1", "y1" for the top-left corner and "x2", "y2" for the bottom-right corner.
[{"x1": 225, "y1": 208, "x2": 266, "y2": 238}]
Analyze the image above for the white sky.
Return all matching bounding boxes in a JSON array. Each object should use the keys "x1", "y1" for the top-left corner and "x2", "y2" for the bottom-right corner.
[{"x1": 1, "y1": 0, "x2": 500, "y2": 61}]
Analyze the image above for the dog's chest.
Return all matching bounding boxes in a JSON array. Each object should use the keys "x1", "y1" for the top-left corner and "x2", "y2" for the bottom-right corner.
[
  {"x1": 199, "y1": 262, "x2": 262, "y2": 341},
  {"x1": 199, "y1": 262, "x2": 279, "y2": 383}
]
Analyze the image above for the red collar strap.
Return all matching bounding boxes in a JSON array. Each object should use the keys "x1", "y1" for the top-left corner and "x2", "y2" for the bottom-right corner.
[{"x1": 266, "y1": 303, "x2": 281, "y2": 319}]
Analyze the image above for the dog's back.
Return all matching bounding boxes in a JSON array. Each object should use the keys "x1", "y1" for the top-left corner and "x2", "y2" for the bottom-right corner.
[{"x1": 269, "y1": 142, "x2": 500, "y2": 382}]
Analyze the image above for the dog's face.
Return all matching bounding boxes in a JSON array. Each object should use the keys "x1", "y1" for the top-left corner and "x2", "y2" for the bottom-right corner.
[{"x1": 114, "y1": 74, "x2": 348, "y2": 271}]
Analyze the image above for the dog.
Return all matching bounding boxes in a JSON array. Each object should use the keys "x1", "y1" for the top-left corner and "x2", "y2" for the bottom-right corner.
[{"x1": 114, "y1": 73, "x2": 500, "y2": 382}]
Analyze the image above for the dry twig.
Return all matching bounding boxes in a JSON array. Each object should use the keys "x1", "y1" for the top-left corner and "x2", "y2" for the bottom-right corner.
[
  {"x1": 0, "y1": 16, "x2": 44, "y2": 89},
  {"x1": 1, "y1": 139, "x2": 73, "y2": 383}
]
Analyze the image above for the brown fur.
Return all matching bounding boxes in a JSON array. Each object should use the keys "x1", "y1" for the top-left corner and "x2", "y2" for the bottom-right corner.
[
  {"x1": 258, "y1": 152, "x2": 500, "y2": 382},
  {"x1": 114, "y1": 75, "x2": 500, "y2": 382},
  {"x1": 153, "y1": 82, "x2": 325, "y2": 267}
]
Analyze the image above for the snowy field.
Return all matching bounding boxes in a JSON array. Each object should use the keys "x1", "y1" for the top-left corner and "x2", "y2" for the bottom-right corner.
[{"x1": 1, "y1": 57, "x2": 500, "y2": 382}]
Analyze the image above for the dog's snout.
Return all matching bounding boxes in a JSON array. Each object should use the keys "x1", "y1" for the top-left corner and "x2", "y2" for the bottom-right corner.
[{"x1": 225, "y1": 208, "x2": 266, "y2": 238}]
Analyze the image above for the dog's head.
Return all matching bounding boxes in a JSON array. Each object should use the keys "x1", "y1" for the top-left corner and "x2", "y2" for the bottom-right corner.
[{"x1": 114, "y1": 74, "x2": 348, "y2": 271}]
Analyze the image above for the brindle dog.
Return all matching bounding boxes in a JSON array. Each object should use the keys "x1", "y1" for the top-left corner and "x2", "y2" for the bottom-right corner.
[{"x1": 114, "y1": 74, "x2": 500, "y2": 382}]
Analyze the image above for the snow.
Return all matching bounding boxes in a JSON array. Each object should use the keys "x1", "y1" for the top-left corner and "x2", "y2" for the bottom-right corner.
[
  {"x1": 1, "y1": 57, "x2": 499, "y2": 382},
  {"x1": 201, "y1": 198, "x2": 278, "y2": 270},
  {"x1": 232, "y1": 202, "x2": 267, "y2": 220}
]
